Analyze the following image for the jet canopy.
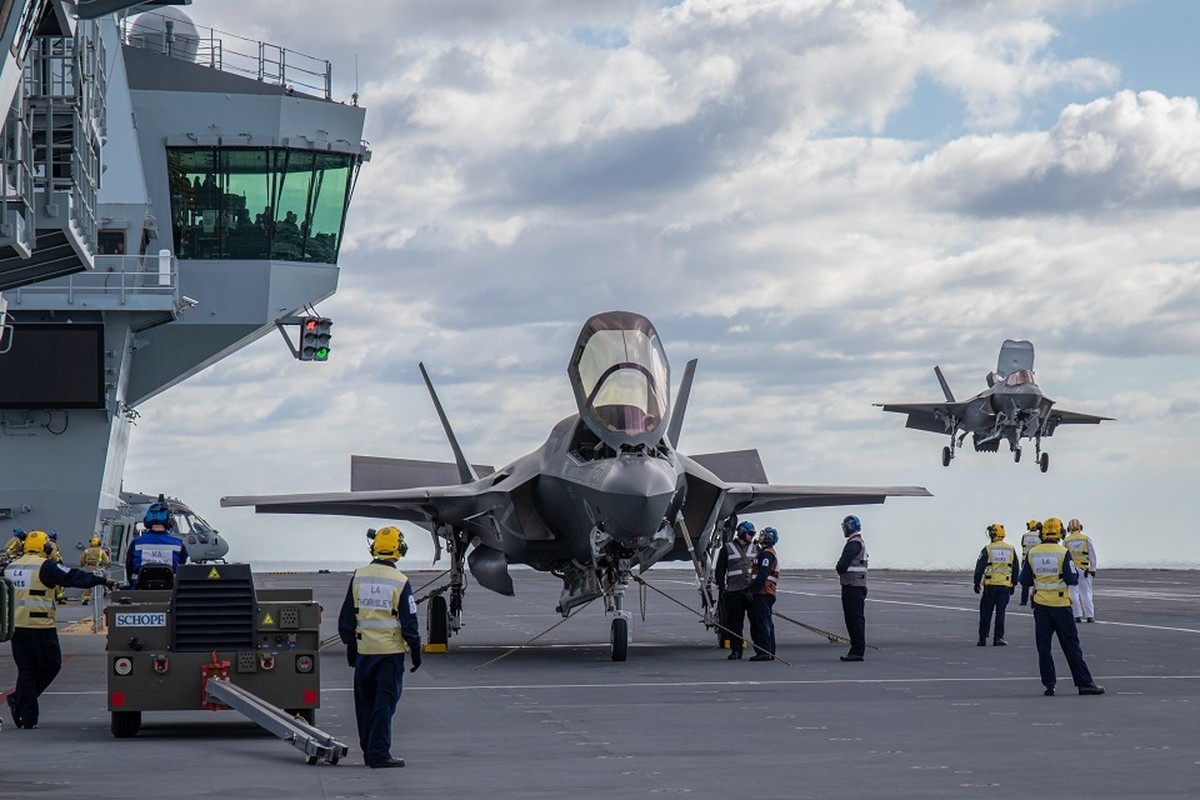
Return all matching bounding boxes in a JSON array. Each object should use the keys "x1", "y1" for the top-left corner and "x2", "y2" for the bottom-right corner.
[{"x1": 569, "y1": 311, "x2": 671, "y2": 449}]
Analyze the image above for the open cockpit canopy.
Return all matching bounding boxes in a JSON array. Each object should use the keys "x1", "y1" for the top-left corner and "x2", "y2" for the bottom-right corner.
[{"x1": 569, "y1": 311, "x2": 671, "y2": 449}]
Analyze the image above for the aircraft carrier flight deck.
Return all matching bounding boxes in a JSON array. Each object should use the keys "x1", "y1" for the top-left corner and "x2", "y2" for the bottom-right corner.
[{"x1": 2, "y1": 568, "x2": 1197, "y2": 799}]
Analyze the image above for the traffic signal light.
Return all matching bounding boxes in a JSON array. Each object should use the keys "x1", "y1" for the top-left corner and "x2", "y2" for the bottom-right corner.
[{"x1": 299, "y1": 316, "x2": 332, "y2": 361}]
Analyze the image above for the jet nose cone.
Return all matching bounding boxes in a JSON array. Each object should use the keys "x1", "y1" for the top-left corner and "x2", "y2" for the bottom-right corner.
[{"x1": 595, "y1": 456, "x2": 679, "y2": 541}]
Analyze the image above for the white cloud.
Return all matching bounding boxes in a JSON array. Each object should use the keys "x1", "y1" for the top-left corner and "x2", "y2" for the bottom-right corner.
[{"x1": 115, "y1": 1, "x2": 1200, "y2": 571}]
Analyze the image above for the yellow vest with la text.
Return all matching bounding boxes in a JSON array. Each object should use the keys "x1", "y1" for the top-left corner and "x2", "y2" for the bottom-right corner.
[
  {"x1": 983, "y1": 542, "x2": 1017, "y2": 587},
  {"x1": 351, "y1": 562, "x2": 411, "y2": 655},
  {"x1": 4, "y1": 554, "x2": 56, "y2": 628},
  {"x1": 1027, "y1": 543, "x2": 1071, "y2": 607}
]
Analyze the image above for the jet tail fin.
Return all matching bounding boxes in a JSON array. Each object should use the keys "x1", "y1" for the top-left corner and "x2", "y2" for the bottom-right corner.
[
  {"x1": 934, "y1": 365, "x2": 955, "y2": 403},
  {"x1": 667, "y1": 358, "x2": 697, "y2": 448},
  {"x1": 418, "y1": 362, "x2": 478, "y2": 484}
]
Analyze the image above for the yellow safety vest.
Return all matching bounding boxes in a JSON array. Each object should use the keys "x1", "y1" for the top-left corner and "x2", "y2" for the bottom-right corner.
[
  {"x1": 1020, "y1": 532, "x2": 1041, "y2": 558},
  {"x1": 81, "y1": 547, "x2": 110, "y2": 569},
  {"x1": 1063, "y1": 533, "x2": 1091, "y2": 571},
  {"x1": 1026, "y1": 543, "x2": 1071, "y2": 607},
  {"x1": 4, "y1": 554, "x2": 56, "y2": 628},
  {"x1": 983, "y1": 542, "x2": 1016, "y2": 587},
  {"x1": 351, "y1": 562, "x2": 411, "y2": 655}
]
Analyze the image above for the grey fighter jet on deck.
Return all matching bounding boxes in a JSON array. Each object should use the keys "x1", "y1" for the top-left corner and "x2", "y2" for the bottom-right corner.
[
  {"x1": 876, "y1": 339, "x2": 1113, "y2": 473},
  {"x1": 223, "y1": 311, "x2": 928, "y2": 660}
]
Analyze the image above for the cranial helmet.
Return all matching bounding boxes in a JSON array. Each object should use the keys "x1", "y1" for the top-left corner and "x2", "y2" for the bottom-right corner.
[
  {"x1": 1041, "y1": 518, "x2": 1064, "y2": 541},
  {"x1": 1067, "y1": 518, "x2": 1083, "y2": 533},
  {"x1": 23, "y1": 530, "x2": 51, "y2": 555},
  {"x1": 842, "y1": 515, "x2": 861, "y2": 536},
  {"x1": 987, "y1": 523, "x2": 1006, "y2": 540},
  {"x1": 1026, "y1": 519, "x2": 1041, "y2": 532},
  {"x1": 371, "y1": 525, "x2": 408, "y2": 560},
  {"x1": 143, "y1": 501, "x2": 174, "y2": 529},
  {"x1": 736, "y1": 521, "x2": 756, "y2": 539},
  {"x1": 759, "y1": 527, "x2": 779, "y2": 547},
  {"x1": 90, "y1": 536, "x2": 101, "y2": 547}
]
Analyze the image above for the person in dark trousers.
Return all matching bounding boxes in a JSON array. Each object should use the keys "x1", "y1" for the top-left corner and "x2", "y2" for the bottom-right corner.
[
  {"x1": 836, "y1": 515, "x2": 868, "y2": 661},
  {"x1": 3, "y1": 530, "x2": 113, "y2": 729},
  {"x1": 714, "y1": 521, "x2": 759, "y2": 659},
  {"x1": 748, "y1": 527, "x2": 780, "y2": 661},
  {"x1": 1018, "y1": 520, "x2": 1042, "y2": 606},
  {"x1": 338, "y1": 526, "x2": 422, "y2": 768},
  {"x1": 974, "y1": 523, "x2": 1020, "y2": 646},
  {"x1": 1019, "y1": 517, "x2": 1105, "y2": 697}
]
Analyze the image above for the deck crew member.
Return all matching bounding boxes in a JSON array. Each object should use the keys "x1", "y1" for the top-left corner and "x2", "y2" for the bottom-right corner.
[
  {"x1": 46, "y1": 531, "x2": 66, "y2": 603},
  {"x1": 3, "y1": 530, "x2": 114, "y2": 729},
  {"x1": 748, "y1": 526, "x2": 780, "y2": 661},
  {"x1": 79, "y1": 536, "x2": 111, "y2": 605},
  {"x1": 715, "y1": 521, "x2": 758, "y2": 660},
  {"x1": 1063, "y1": 519, "x2": 1097, "y2": 622},
  {"x1": 836, "y1": 515, "x2": 869, "y2": 662},
  {"x1": 1018, "y1": 520, "x2": 1042, "y2": 606},
  {"x1": 338, "y1": 526, "x2": 421, "y2": 768},
  {"x1": 125, "y1": 501, "x2": 188, "y2": 587},
  {"x1": 1019, "y1": 518, "x2": 1104, "y2": 696},
  {"x1": 3, "y1": 529, "x2": 25, "y2": 561},
  {"x1": 974, "y1": 523, "x2": 1019, "y2": 646}
]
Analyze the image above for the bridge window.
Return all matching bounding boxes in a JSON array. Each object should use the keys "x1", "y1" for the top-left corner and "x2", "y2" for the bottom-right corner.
[{"x1": 166, "y1": 146, "x2": 359, "y2": 263}]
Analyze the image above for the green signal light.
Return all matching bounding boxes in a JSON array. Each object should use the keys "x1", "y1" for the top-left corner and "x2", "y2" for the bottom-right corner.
[{"x1": 315, "y1": 347, "x2": 330, "y2": 361}]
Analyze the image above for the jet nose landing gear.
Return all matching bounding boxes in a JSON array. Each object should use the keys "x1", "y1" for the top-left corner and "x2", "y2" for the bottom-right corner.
[{"x1": 610, "y1": 612, "x2": 631, "y2": 662}]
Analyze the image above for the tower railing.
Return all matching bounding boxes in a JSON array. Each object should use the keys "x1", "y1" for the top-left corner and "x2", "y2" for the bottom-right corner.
[{"x1": 121, "y1": 11, "x2": 333, "y2": 101}]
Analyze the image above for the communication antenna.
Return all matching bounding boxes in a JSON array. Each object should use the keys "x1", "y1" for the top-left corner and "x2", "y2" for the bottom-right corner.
[{"x1": 352, "y1": 54, "x2": 359, "y2": 106}]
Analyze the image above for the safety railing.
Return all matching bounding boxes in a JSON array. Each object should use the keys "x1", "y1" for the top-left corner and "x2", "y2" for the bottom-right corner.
[
  {"x1": 122, "y1": 11, "x2": 333, "y2": 101},
  {"x1": 11, "y1": 252, "x2": 180, "y2": 307}
]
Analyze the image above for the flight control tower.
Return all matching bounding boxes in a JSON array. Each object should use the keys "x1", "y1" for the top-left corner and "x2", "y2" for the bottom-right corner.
[{"x1": 0, "y1": 5, "x2": 368, "y2": 561}]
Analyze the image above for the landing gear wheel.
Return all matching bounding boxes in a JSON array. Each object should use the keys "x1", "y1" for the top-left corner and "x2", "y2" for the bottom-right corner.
[
  {"x1": 1039, "y1": 452, "x2": 1050, "y2": 473},
  {"x1": 110, "y1": 710, "x2": 141, "y2": 738},
  {"x1": 329, "y1": 752, "x2": 340, "y2": 765},
  {"x1": 1014, "y1": 449, "x2": 1021, "y2": 463},
  {"x1": 941, "y1": 446, "x2": 952, "y2": 467},
  {"x1": 610, "y1": 617, "x2": 629, "y2": 662},
  {"x1": 306, "y1": 756, "x2": 319, "y2": 766},
  {"x1": 428, "y1": 594, "x2": 450, "y2": 648}
]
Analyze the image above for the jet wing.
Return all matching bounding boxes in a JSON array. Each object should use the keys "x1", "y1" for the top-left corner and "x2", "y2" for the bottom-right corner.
[
  {"x1": 676, "y1": 454, "x2": 929, "y2": 537},
  {"x1": 220, "y1": 484, "x2": 511, "y2": 526},
  {"x1": 1040, "y1": 403, "x2": 1115, "y2": 436},
  {"x1": 717, "y1": 483, "x2": 932, "y2": 517},
  {"x1": 875, "y1": 402, "x2": 962, "y2": 435}
]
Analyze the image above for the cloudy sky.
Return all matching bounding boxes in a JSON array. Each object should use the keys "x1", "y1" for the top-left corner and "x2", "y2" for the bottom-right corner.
[{"x1": 123, "y1": 0, "x2": 1200, "y2": 572}]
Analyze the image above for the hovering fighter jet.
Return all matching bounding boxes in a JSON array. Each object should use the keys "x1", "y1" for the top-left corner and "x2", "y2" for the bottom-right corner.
[
  {"x1": 223, "y1": 311, "x2": 929, "y2": 660},
  {"x1": 876, "y1": 339, "x2": 1113, "y2": 473}
]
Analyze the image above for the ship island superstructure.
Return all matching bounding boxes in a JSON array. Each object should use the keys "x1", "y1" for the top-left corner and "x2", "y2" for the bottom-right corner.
[{"x1": 0, "y1": 1, "x2": 368, "y2": 561}]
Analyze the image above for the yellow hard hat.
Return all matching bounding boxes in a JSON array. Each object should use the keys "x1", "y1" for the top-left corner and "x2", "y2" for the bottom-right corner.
[
  {"x1": 1042, "y1": 518, "x2": 1064, "y2": 540},
  {"x1": 23, "y1": 530, "x2": 50, "y2": 554},
  {"x1": 90, "y1": 536, "x2": 102, "y2": 547},
  {"x1": 370, "y1": 525, "x2": 407, "y2": 560},
  {"x1": 1066, "y1": 518, "x2": 1083, "y2": 532},
  {"x1": 987, "y1": 523, "x2": 1005, "y2": 540}
]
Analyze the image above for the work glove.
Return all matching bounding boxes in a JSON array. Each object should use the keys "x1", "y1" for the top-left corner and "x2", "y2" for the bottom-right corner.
[
  {"x1": 1087, "y1": 570, "x2": 1094, "y2": 577},
  {"x1": 973, "y1": 585, "x2": 981, "y2": 594},
  {"x1": 345, "y1": 643, "x2": 357, "y2": 668},
  {"x1": 105, "y1": 579, "x2": 118, "y2": 590},
  {"x1": 409, "y1": 647, "x2": 422, "y2": 673}
]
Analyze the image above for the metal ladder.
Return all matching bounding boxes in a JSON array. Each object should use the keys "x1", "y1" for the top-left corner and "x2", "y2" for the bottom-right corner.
[{"x1": 203, "y1": 678, "x2": 348, "y2": 765}]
